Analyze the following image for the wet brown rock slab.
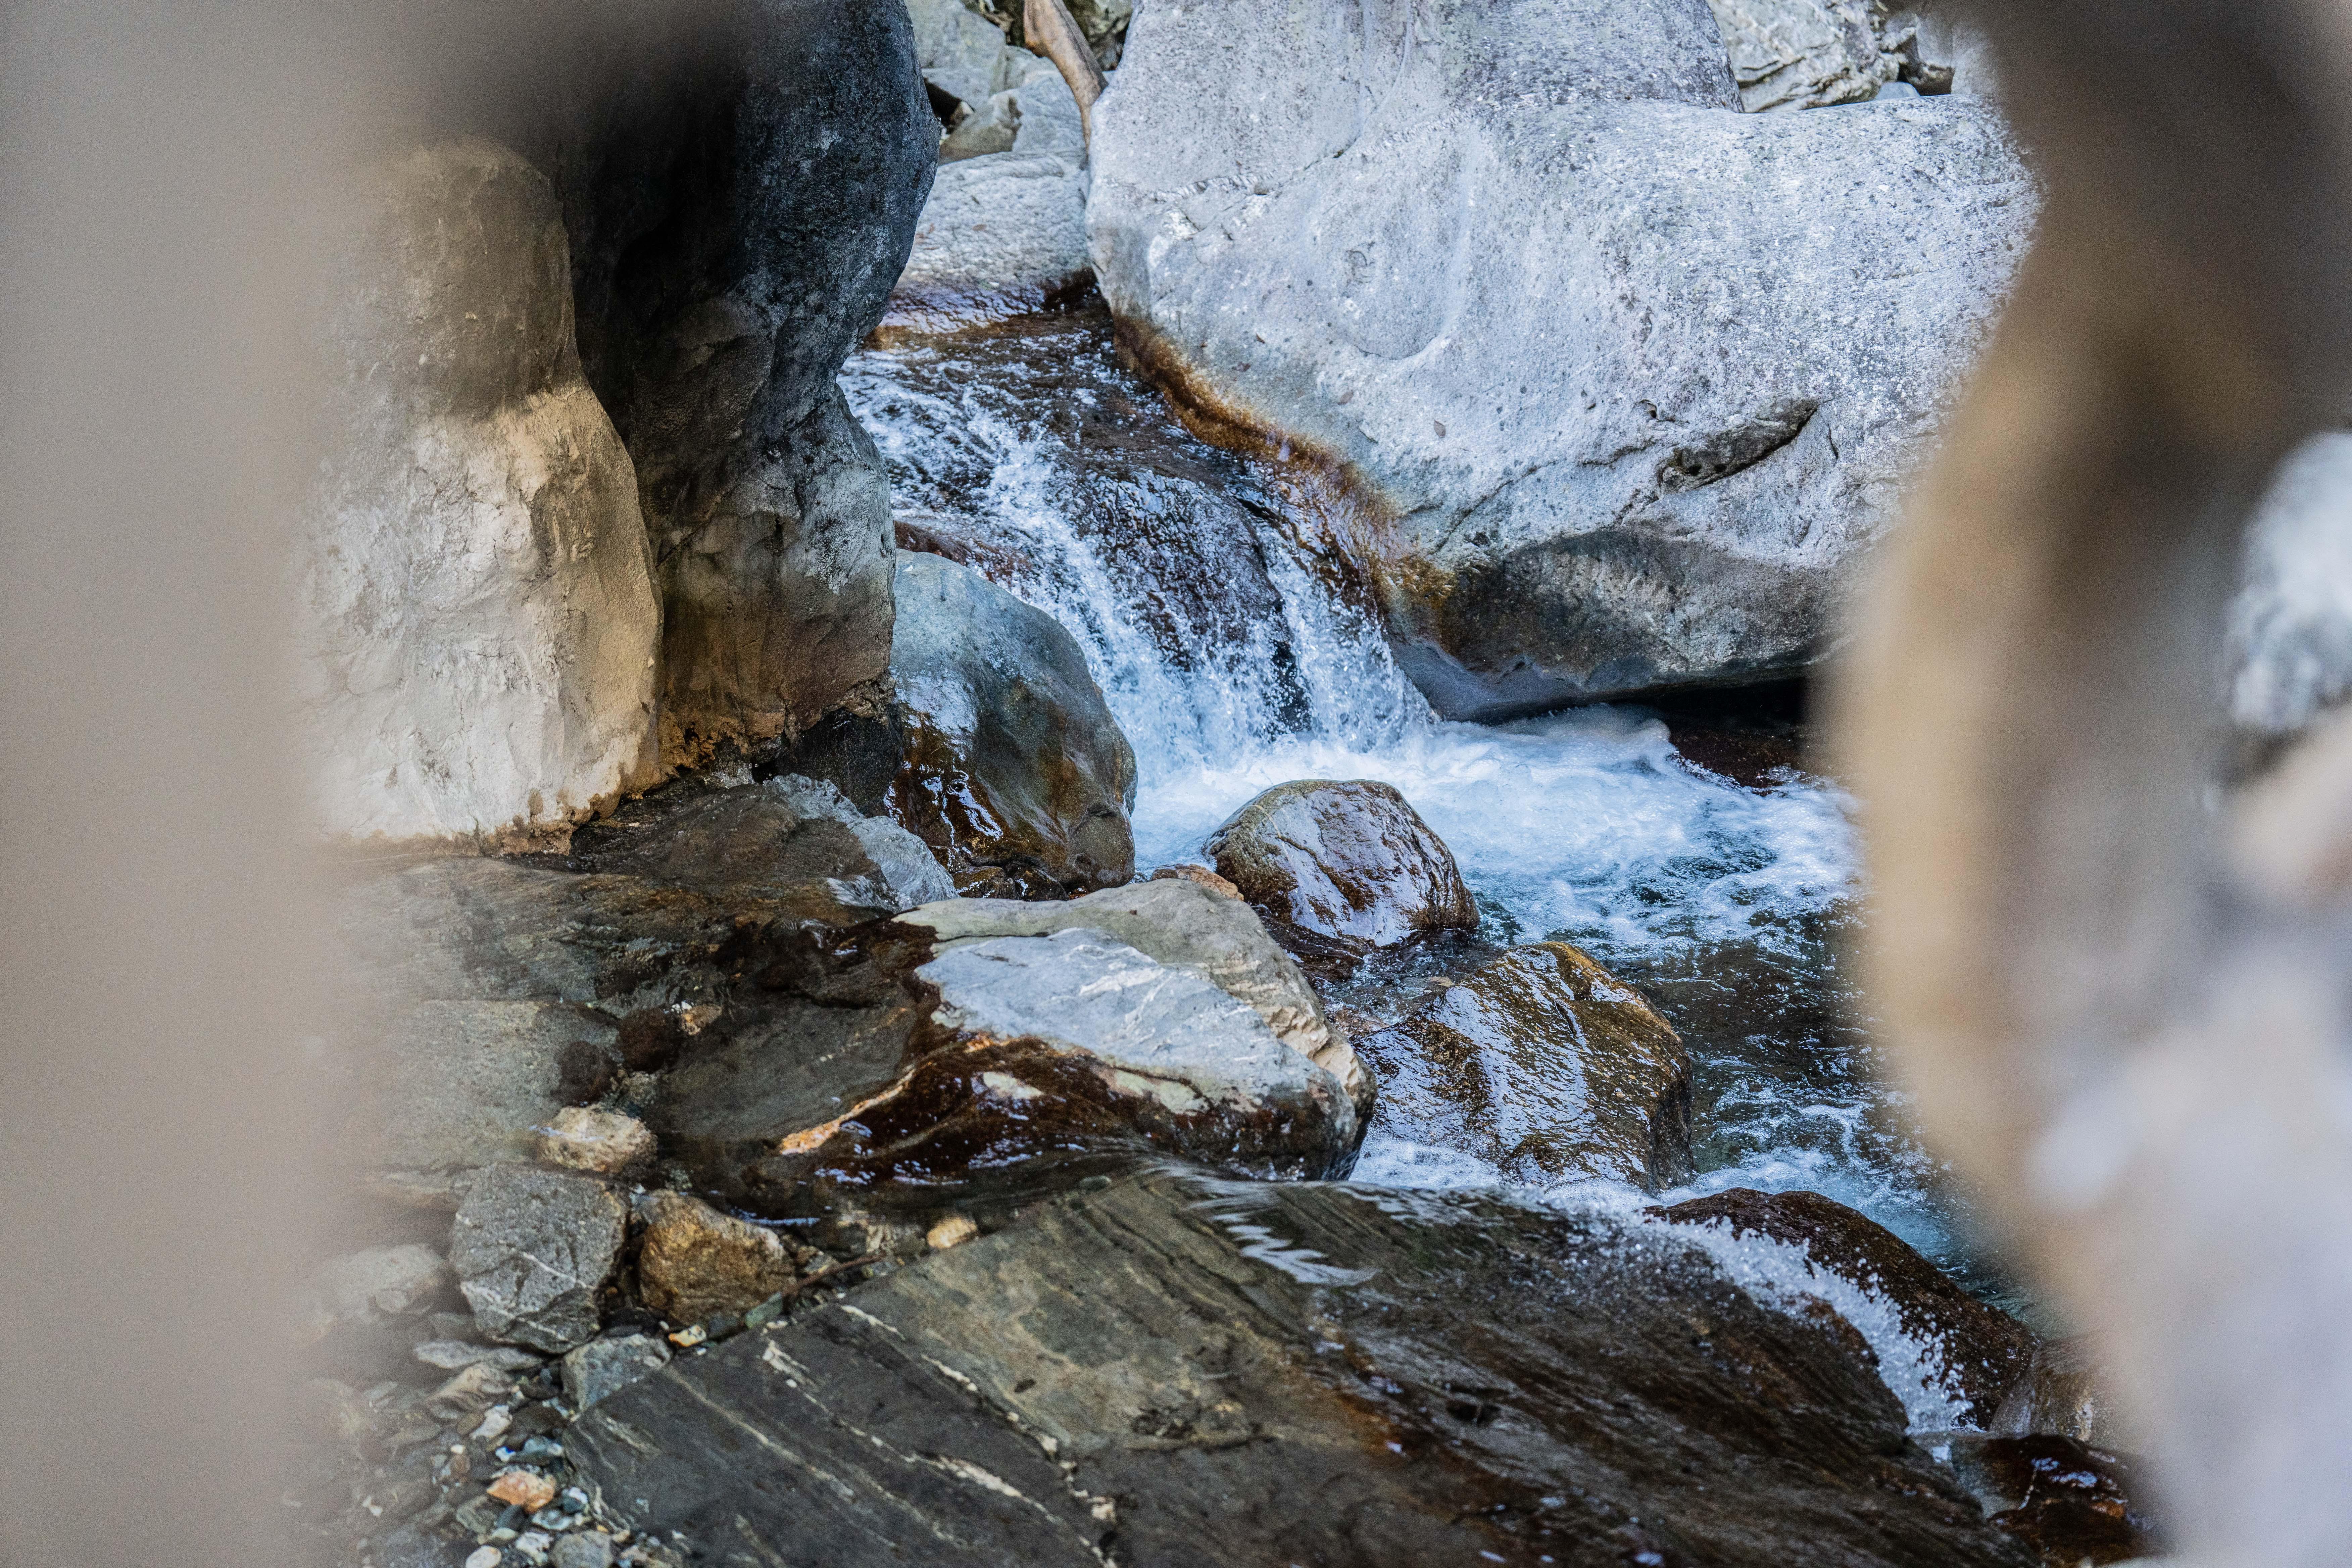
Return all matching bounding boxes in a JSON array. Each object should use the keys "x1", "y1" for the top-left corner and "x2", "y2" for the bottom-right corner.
[
  {"x1": 1934, "y1": 1433, "x2": 2166, "y2": 1567},
  {"x1": 568, "y1": 1171, "x2": 2036, "y2": 1567}
]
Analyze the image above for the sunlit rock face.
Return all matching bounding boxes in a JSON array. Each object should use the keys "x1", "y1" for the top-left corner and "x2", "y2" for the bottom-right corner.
[
  {"x1": 1089, "y1": 0, "x2": 2037, "y2": 717},
  {"x1": 294, "y1": 138, "x2": 661, "y2": 845},
  {"x1": 1206, "y1": 780, "x2": 1477, "y2": 964}
]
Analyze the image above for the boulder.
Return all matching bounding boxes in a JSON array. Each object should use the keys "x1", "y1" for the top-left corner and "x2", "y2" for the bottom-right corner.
[
  {"x1": 568, "y1": 1170, "x2": 2038, "y2": 1566},
  {"x1": 510, "y1": 0, "x2": 938, "y2": 760},
  {"x1": 1089, "y1": 0, "x2": 2036, "y2": 717},
  {"x1": 1204, "y1": 780, "x2": 1476, "y2": 961},
  {"x1": 1657, "y1": 1186, "x2": 2039, "y2": 1423},
  {"x1": 448, "y1": 1166, "x2": 629, "y2": 1353},
  {"x1": 1359, "y1": 942, "x2": 1695, "y2": 1190},
  {"x1": 634, "y1": 1191, "x2": 797, "y2": 1324},
  {"x1": 293, "y1": 138, "x2": 659, "y2": 844},
  {"x1": 1704, "y1": 1, "x2": 1973, "y2": 111},
  {"x1": 1935, "y1": 1433, "x2": 2165, "y2": 1567},
  {"x1": 886, "y1": 550, "x2": 1138, "y2": 896},
  {"x1": 889, "y1": 0, "x2": 1091, "y2": 335},
  {"x1": 900, "y1": 877, "x2": 1373, "y2": 1123}
]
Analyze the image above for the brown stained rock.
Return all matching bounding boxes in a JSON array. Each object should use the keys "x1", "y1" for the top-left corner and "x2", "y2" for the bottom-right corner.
[
  {"x1": 486, "y1": 1469, "x2": 557, "y2": 1512},
  {"x1": 886, "y1": 550, "x2": 1138, "y2": 898},
  {"x1": 1359, "y1": 942, "x2": 1693, "y2": 1190},
  {"x1": 569, "y1": 1171, "x2": 2039, "y2": 1568},
  {"x1": 1937, "y1": 1433, "x2": 2166, "y2": 1566},
  {"x1": 1205, "y1": 780, "x2": 1476, "y2": 964},
  {"x1": 634, "y1": 1192, "x2": 796, "y2": 1325},
  {"x1": 1656, "y1": 1187, "x2": 2040, "y2": 1424},
  {"x1": 1149, "y1": 863, "x2": 1242, "y2": 900}
]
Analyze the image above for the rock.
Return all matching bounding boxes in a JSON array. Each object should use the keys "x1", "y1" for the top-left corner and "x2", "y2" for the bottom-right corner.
[
  {"x1": 569, "y1": 1170, "x2": 2036, "y2": 1566},
  {"x1": 311, "y1": 1244, "x2": 451, "y2": 1325},
  {"x1": 534, "y1": 1108, "x2": 656, "y2": 1175},
  {"x1": 634, "y1": 1192, "x2": 797, "y2": 1324},
  {"x1": 1360, "y1": 942, "x2": 1695, "y2": 1190},
  {"x1": 488, "y1": 1470, "x2": 559, "y2": 1512},
  {"x1": 413, "y1": 1340, "x2": 546, "y2": 1374},
  {"x1": 293, "y1": 138, "x2": 659, "y2": 844},
  {"x1": 1204, "y1": 780, "x2": 1476, "y2": 959},
  {"x1": 925, "y1": 1215, "x2": 979, "y2": 1249},
  {"x1": 339, "y1": 1000, "x2": 621, "y2": 1173},
  {"x1": 1089, "y1": 0, "x2": 2035, "y2": 717},
  {"x1": 510, "y1": 0, "x2": 937, "y2": 760},
  {"x1": 886, "y1": 551, "x2": 1138, "y2": 896},
  {"x1": 466, "y1": 1550, "x2": 504, "y2": 1568},
  {"x1": 1935, "y1": 1433, "x2": 2165, "y2": 1567},
  {"x1": 1657, "y1": 1186, "x2": 2039, "y2": 1423},
  {"x1": 1148, "y1": 863, "x2": 1240, "y2": 899},
  {"x1": 551, "y1": 1535, "x2": 618, "y2": 1568},
  {"x1": 901, "y1": 877, "x2": 1372, "y2": 1124},
  {"x1": 889, "y1": 0, "x2": 1090, "y2": 334},
  {"x1": 449, "y1": 1166, "x2": 628, "y2": 1352},
  {"x1": 558, "y1": 773, "x2": 955, "y2": 915},
  {"x1": 561, "y1": 1333, "x2": 675, "y2": 1412},
  {"x1": 2229, "y1": 431, "x2": 2352, "y2": 741},
  {"x1": 425, "y1": 1362, "x2": 519, "y2": 1423},
  {"x1": 1704, "y1": 0, "x2": 1956, "y2": 112}
]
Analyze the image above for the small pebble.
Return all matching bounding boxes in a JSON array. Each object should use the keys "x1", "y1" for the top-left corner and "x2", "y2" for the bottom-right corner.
[
  {"x1": 471, "y1": 1407, "x2": 513, "y2": 1446},
  {"x1": 926, "y1": 1215, "x2": 978, "y2": 1250},
  {"x1": 487, "y1": 1470, "x2": 558, "y2": 1511},
  {"x1": 465, "y1": 1551, "x2": 503, "y2": 1568},
  {"x1": 667, "y1": 1324, "x2": 707, "y2": 1349}
]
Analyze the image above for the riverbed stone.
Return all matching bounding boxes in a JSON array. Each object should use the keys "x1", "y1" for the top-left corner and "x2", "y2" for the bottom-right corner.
[
  {"x1": 449, "y1": 1166, "x2": 628, "y2": 1353},
  {"x1": 1935, "y1": 1432, "x2": 2165, "y2": 1566},
  {"x1": 1360, "y1": 942, "x2": 1695, "y2": 1190},
  {"x1": 1658, "y1": 1185, "x2": 2039, "y2": 1423},
  {"x1": 900, "y1": 877, "x2": 1373, "y2": 1125},
  {"x1": 634, "y1": 1191, "x2": 797, "y2": 1325},
  {"x1": 568, "y1": 1170, "x2": 2036, "y2": 1566},
  {"x1": 561, "y1": 1333, "x2": 675, "y2": 1412},
  {"x1": 533, "y1": 1107, "x2": 656, "y2": 1176},
  {"x1": 886, "y1": 550, "x2": 1138, "y2": 897},
  {"x1": 293, "y1": 137, "x2": 660, "y2": 845},
  {"x1": 1205, "y1": 780, "x2": 1476, "y2": 960},
  {"x1": 1089, "y1": 0, "x2": 2035, "y2": 717}
]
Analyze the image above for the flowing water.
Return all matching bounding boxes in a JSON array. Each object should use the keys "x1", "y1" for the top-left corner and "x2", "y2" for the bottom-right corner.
[{"x1": 846, "y1": 301, "x2": 2013, "y2": 1427}]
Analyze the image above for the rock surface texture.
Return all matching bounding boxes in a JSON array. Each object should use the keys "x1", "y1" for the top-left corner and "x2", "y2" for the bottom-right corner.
[
  {"x1": 1361, "y1": 942, "x2": 1695, "y2": 1190},
  {"x1": 449, "y1": 1165, "x2": 628, "y2": 1352},
  {"x1": 886, "y1": 550, "x2": 1139, "y2": 896},
  {"x1": 517, "y1": 0, "x2": 938, "y2": 760},
  {"x1": 294, "y1": 138, "x2": 660, "y2": 844},
  {"x1": 1206, "y1": 780, "x2": 1476, "y2": 961},
  {"x1": 569, "y1": 1172, "x2": 2037, "y2": 1566},
  {"x1": 1705, "y1": 2, "x2": 1971, "y2": 111},
  {"x1": 1089, "y1": 0, "x2": 2038, "y2": 716},
  {"x1": 633, "y1": 1191, "x2": 797, "y2": 1324},
  {"x1": 889, "y1": 0, "x2": 1091, "y2": 333}
]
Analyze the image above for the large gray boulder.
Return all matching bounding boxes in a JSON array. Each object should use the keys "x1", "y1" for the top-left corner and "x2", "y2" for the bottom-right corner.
[
  {"x1": 1089, "y1": 0, "x2": 2037, "y2": 717},
  {"x1": 887, "y1": 550, "x2": 1138, "y2": 896},
  {"x1": 293, "y1": 139, "x2": 660, "y2": 844},
  {"x1": 889, "y1": 0, "x2": 1091, "y2": 335}
]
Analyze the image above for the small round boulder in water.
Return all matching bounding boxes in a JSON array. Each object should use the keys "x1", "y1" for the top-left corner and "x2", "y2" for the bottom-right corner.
[{"x1": 1205, "y1": 780, "x2": 1476, "y2": 949}]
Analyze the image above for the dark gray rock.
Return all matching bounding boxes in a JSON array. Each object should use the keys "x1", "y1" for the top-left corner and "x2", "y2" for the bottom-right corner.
[
  {"x1": 1205, "y1": 780, "x2": 1476, "y2": 965},
  {"x1": 449, "y1": 1166, "x2": 628, "y2": 1352},
  {"x1": 1090, "y1": 0, "x2": 2036, "y2": 717},
  {"x1": 1360, "y1": 942, "x2": 1695, "y2": 1190},
  {"x1": 886, "y1": 550, "x2": 1138, "y2": 897},
  {"x1": 339, "y1": 999, "x2": 619, "y2": 1173},
  {"x1": 569, "y1": 1171, "x2": 2036, "y2": 1567},
  {"x1": 561, "y1": 1333, "x2": 675, "y2": 1411}
]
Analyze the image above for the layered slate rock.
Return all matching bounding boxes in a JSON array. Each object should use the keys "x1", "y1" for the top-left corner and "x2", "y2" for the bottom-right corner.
[
  {"x1": 506, "y1": 0, "x2": 939, "y2": 759},
  {"x1": 901, "y1": 878, "x2": 1375, "y2": 1126},
  {"x1": 1089, "y1": 0, "x2": 2036, "y2": 717},
  {"x1": 1360, "y1": 943, "x2": 1695, "y2": 1190},
  {"x1": 887, "y1": 550, "x2": 1139, "y2": 896},
  {"x1": 1206, "y1": 780, "x2": 1477, "y2": 970},
  {"x1": 569, "y1": 1171, "x2": 2036, "y2": 1567},
  {"x1": 294, "y1": 138, "x2": 660, "y2": 843},
  {"x1": 1658, "y1": 1186, "x2": 2039, "y2": 1423},
  {"x1": 888, "y1": 0, "x2": 1091, "y2": 334}
]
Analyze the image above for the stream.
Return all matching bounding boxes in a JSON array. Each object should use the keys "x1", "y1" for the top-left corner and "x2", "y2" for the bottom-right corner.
[{"x1": 845, "y1": 299, "x2": 2018, "y2": 1429}]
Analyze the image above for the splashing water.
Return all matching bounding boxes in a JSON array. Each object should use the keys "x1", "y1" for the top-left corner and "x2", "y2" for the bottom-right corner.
[{"x1": 845, "y1": 305, "x2": 2008, "y2": 1379}]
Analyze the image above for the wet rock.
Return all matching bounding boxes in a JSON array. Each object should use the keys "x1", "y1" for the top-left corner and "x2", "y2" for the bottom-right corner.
[
  {"x1": 558, "y1": 773, "x2": 954, "y2": 916},
  {"x1": 533, "y1": 1108, "x2": 656, "y2": 1175},
  {"x1": 1090, "y1": 0, "x2": 2034, "y2": 717},
  {"x1": 1990, "y1": 1336, "x2": 2130, "y2": 1450},
  {"x1": 1206, "y1": 781, "x2": 1476, "y2": 961},
  {"x1": 1360, "y1": 942, "x2": 1695, "y2": 1190},
  {"x1": 555, "y1": 1037, "x2": 622, "y2": 1106},
  {"x1": 511, "y1": 0, "x2": 936, "y2": 760},
  {"x1": 449, "y1": 1166, "x2": 628, "y2": 1353},
  {"x1": 293, "y1": 137, "x2": 659, "y2": 844},
  {"x1": 1658, "y1": 1186, "x2": 2038, "y2": 1423},
  {"x1": 634, "y1": 1192, "x2": 797, "y2": 1324},
  {"x1": 1935, "y1": 1432, "x2": 2164, "y2": 1567},
  {"x1": 570, "y1": 1170, "x2": 2035, "y2": 1566},
  {"x1": 889, "y1": 0, "x2": 1089, "y2": 333},
  {"x1": 901, "y1": 877, "x2": 1372, "y2": 1125},
  {"x1": 886, "y1": 550, "x2": 1138, "y2": 897}
]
